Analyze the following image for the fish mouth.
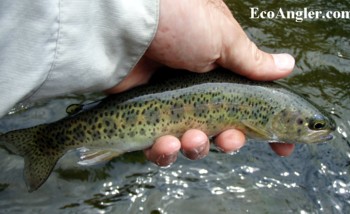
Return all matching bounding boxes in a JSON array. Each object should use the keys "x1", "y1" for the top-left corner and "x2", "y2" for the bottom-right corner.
[
  {"x1": 320, "y1": 134, "x2": 334, "y2": 141},
  {"x1": 305, "y1": 131, "x2": 334, "y2": 143}
]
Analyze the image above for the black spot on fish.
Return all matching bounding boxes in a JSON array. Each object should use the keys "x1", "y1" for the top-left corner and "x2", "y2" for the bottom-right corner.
[
  {"x1": 140, "y1": 128, "x2": 146, "y2": 135},
  {"x1": 297, "y1": 118, "x2": 304, "y2": 125},
  {"x1": 119, "y1": 133, "x2": 125, "y2": 139},
  {"x1": 297, "y1": 128, "x2": 302, "y2": 135},
  {"x1": 128, "y1": 131, "x2": 135, "y2": 138}
]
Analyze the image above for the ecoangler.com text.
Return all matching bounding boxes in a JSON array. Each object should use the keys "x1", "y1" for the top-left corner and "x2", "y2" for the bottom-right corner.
[{"x1": 250, "y1": 7, "x2": 350, "y2": 22}]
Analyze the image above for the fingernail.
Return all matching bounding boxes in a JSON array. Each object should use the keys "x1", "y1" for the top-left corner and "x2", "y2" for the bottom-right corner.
[
  {"x1": 214, "y1": 143, "x2": 240, "y2": 155},
  {"x1": 155, "y1": 153, "x2": 178, "y2": 167},
  {"x1": 226, "y1": 150, "x2": 240, "y2": 155},
  {"x1": 183, "y1": 143, "x2": 208, "y2": 160},
  {"x1": 272, "y1": 54, "x2": 295, "y2": 71}
]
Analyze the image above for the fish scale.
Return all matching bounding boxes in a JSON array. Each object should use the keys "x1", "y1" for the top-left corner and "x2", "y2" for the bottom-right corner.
[{"x1": 0, "y1": 69, "x2": 335, "y2": 192}]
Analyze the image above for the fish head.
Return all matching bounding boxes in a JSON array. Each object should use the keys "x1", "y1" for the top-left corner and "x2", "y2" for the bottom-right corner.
[{"x1": 268, "y1": 107, "x2": 336, "y2": 144}]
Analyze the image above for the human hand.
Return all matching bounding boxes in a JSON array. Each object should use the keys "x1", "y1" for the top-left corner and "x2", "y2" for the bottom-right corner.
[{"x1": 106, "y1": 0, "x2": 296, "y2": 166}]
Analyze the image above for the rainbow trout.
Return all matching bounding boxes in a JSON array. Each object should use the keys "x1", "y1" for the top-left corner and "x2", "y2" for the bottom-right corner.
[{"x1": 0, "y1": 69, "x2": 335, "y2": 192}]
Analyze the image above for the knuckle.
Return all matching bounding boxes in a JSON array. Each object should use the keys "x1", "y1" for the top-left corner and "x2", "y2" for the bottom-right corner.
[{"x1": 249, "y1": 40, "x2": 263, "y2": 65}]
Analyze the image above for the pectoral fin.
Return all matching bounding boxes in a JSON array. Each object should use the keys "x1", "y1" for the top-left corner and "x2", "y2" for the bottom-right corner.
[
  {"x1": 77, "y1": 148, "x2": 123, "y2": 166},
  {"x1": 241, "y1": 120, "x2": 271, "y2": 140}
]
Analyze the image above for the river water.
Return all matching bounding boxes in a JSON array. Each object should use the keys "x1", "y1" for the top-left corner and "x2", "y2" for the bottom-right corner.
[{"x1": 0, "y1": 1, "x2": 349, "y2": 213}]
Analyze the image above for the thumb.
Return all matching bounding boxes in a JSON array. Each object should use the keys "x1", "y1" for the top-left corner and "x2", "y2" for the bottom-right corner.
[{"x1": 218, "y1": 17, "x2": 295, "y2": 81}]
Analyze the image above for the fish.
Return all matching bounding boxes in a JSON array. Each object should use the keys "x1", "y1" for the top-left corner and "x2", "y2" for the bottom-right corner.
[{"x1": 0, "y1": 68, "x2": 336, "y2": 192}]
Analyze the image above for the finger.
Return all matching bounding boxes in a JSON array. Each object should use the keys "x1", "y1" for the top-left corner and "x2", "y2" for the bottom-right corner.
[
  {"x1": 180, "y1": 129, "x2": 210, "y2": 160},
  {"x1": 216, "y1": 8, "x2": 295, "y2": 80},
  {"x1": 144, "y1": 135, "x2": 181, "y2": 166},
  {"x1": 105, "y1": 56, "x2": 158, "y2": 94},
  {"x1": 214, "y1": 129, "x2": 245, "y2": 153},
  {"x1": 269, "y1": 143, "x2": 295, "y2": 157}
]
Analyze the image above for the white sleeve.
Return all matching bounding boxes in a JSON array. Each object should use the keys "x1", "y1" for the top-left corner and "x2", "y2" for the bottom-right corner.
[{"x1": 0, "y1": 0, "x2": 159, "y2": 117}]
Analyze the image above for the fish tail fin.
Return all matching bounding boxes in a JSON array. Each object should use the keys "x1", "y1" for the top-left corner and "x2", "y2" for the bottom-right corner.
[{"x1": 0, "y1": 125, "x2": 63, "y2": 192}]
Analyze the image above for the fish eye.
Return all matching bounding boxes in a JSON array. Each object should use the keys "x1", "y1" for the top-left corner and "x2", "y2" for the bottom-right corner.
[{"x1": 308, "y1": 114, "x2": 327, "y2": 130}]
